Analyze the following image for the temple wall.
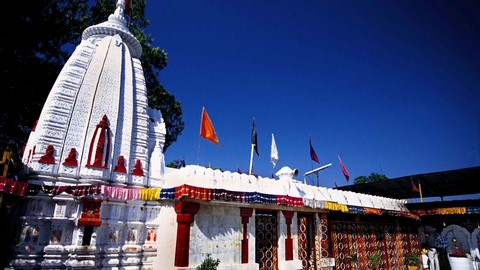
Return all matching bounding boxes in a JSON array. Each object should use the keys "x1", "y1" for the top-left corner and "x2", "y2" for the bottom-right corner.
[
  {"x1": 181, "y1": 204, "x2": 305, "y2": 270},
  {"x1": 154, "y1": 202, "x2": 177, "y2": 267}
]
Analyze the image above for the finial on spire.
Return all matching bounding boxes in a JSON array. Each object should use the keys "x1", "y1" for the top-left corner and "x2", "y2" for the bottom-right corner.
[
  {"x1": 82, "y1": 0, "x2": 142, "y2": 58},
  {"x1": 116, "y1": 0, "x2": 132, "y2": 18},
  {"x1": 113, "y1": 0, "x2": 131, "y2": 19}
]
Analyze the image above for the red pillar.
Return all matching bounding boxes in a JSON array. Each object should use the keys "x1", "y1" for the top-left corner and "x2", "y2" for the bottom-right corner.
[
  {"x1": 174, "y1": 201, "x2": 200, "y2": 267},
  {"x1": 283, "y1": 210, "x2": 294, "y2": 261},
  {"x1": 240, "y1": 208, "x2": 253, "y2": 263}
]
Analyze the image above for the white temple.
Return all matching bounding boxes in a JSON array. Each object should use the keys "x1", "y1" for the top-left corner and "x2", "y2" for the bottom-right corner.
[
  {"x1": 7, "y1": 1, "x2": 423, "y2": 270},
  {"x1": 15, "y1": 1, "x2": 165, "y2": 269}
]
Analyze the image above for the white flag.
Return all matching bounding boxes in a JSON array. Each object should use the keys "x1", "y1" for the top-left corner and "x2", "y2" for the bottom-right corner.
[{"x1": 271, "y1": 133, "x2": 279, "y2": 168}]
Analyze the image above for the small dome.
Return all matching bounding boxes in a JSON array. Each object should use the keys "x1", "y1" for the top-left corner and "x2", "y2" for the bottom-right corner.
[{"x1": 82, "y1": 0, "x2": 142, "y2": 58}]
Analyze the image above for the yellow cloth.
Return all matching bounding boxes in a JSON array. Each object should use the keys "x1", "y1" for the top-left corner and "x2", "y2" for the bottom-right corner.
[
  {"x1": 325, "y1": 201, "x2": 349, "y2": 212},
  {"x1": 141, "y1": 188, "x2": 162, "y2": 200},
  {"x1": 437, "y1": 207, "x2": 465, "y2": 215}
]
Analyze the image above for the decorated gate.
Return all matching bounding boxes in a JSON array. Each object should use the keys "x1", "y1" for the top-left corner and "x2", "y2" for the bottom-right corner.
[
  {"x1": 331, "y1": 221, "x2": 420, "y2": 270},
  {"x1": 255, "y1": 211, "x2": 278, "y2": 270},
  {"x1": 298, "y1": 213, "x2": 315, "y2": 269}
]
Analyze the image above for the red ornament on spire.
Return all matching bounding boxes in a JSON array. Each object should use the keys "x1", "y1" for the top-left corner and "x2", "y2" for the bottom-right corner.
[
  {"x1": 86, "y1": 115, "x2": 111, "y2": 169},
  {"x1": 132, "y1": 159, "x2": 144, "y2": 176},
  {"x1": 125, "y1": 0, "x2": 132, "y2": 18}
]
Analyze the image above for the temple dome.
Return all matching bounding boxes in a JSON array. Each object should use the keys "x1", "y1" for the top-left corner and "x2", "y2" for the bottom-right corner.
[{"x1": 82, "y1": 0, "x2": 142, "y2": 58}]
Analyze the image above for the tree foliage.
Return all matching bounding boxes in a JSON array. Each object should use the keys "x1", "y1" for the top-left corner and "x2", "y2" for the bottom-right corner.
[
  {"x1": 166, "y1": 159, "x2": 186, "y2": 169},
  {"x1": 0, "y1": 0, "x2": 183, "y2": 156},
  {"x1": 353, "y1": 173, "x2": 388, "y2": 184}
]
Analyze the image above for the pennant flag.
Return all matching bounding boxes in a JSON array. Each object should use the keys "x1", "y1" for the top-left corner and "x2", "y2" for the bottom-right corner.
[
  {"x1": 271, "y1": 133, "x2": 279, "y2": 168},
  {"x1": 125, "y1": 0, "x2": 133, "y2": 18},
  {"x1": 251, "y1": 119, "x2": 259, "y2": 156},
  {"x1": 411, "y1": 177, "x2": 419, "y2": 192},
  {"x1": 309, "y1": 136, "x2": 319, "y2": 164},
  {"x1": 338, "y1": 155, "x2": 350, "y2": 181},
  {"x1": 199, "y1": 107, "x2": 219, "y2": 145}
]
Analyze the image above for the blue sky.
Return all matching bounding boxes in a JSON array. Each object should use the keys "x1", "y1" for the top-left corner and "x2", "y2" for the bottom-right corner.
[{"x1": 145, "y1": 1, "x2": 479, "y2": 188}]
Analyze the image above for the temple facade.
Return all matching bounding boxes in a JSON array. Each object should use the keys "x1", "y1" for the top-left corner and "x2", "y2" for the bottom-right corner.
[{"x1": 4, "y1": 1, "x2": 423, "y2": 269}]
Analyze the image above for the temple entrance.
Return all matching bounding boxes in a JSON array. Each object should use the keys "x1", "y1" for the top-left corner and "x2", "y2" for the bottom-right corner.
[{"x1": 255, "y1": 210, "x2": 278, "y2": 270}]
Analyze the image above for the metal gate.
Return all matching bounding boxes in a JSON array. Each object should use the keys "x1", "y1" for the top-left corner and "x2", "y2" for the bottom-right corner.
[
  {"x1": 331, "y1": 221, "x2": 420, "y2": 270},
  {"x1": 298, "y1": 214, "x2": 316, "y2": 269},
  {"x1": 255, "y1": 211, "x2": 278, "y2": 270}
]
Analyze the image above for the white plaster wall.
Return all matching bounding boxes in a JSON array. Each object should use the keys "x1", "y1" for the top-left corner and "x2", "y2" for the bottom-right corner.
[
  {"x1": 173, "y1": 204, "x2": 259, "y2": 270},
  {"x1": 190, "y1": 205, "x2": 243, "y2": 267},
  {"x1": 246, "y1": 209, "x2": 256, "y2": 266},
  {"x1": 154, "y1": 201, "x2": 177, "y2": 267}
]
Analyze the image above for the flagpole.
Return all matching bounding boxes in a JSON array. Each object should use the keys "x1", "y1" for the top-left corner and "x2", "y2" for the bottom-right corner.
[
  {"x1": 248, "y1": 144, "x2": 255, "y2": 175},
  {"x1": 249, "y1": 118, "x2": 258, "y2": 175},
  {"x1": 198, "y1": 107, "x2": 202, "y2": 165},
  {"x1": 419, "y1": 181, "x2": 423, "y2": 203},
  {"x1": 197, "y1": 134, "x2": 201, "y2": 165}
]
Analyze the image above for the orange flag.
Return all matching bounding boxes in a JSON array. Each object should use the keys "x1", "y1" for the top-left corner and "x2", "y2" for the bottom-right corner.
[{"x1": 200, "y1": 107, "x2": 219, "y2": 145}]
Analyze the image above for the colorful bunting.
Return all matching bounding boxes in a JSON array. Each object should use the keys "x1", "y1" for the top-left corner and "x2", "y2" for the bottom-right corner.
[{"x1": 0, "y1": 178, "x2": 419, "y2": 219}]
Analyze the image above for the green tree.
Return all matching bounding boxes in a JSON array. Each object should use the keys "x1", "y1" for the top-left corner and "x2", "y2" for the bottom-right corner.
[
  {"x1": 367, "y1": 172, "x2": 388, "y2": 182},
  {"x1": 1, "y1": 0, "x2": 89, "y2": 156},
  {"x1": 353, "y1": 173, "x2": 388, "y2": 184},
  {"x1": 353, "y1": 176, "x2": 368, "y2": 184},
  {"x1": 0, "y1": 0, "x2": 183, "y2": 156},
  {"x1": 166, "y1": 159, "x2": 186, "y2": 169}
]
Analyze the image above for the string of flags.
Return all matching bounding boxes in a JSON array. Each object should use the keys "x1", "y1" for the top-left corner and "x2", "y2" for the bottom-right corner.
[{"x1": 0, "y1": 177, "x2": 422, "y2": 220}]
